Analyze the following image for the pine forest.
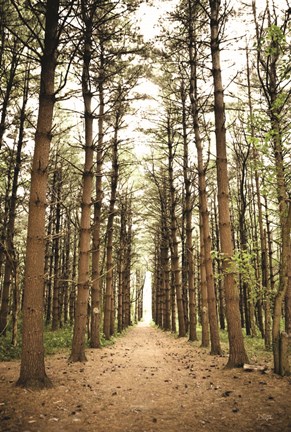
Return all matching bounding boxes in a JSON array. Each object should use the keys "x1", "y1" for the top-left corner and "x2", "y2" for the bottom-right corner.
[{"x1": 0, "y1": 0, "x2": 290, "y2": 430}]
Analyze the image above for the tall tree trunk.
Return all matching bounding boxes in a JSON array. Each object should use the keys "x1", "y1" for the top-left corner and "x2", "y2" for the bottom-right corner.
[
  {"x1": 163, "y1": 227, "x2": 171, "y2": 330},
  {"x1": 11, "y1": 266, "x2": 19, "y2": 346},
  {"x1": 187, "y1": 1, "x2": 221, "y2": 352},
  {"x1": 0, "y1": 37, "x2": 19, "y2": 150},
  {"x1": 70, "y1": 222, "x2": 78, "y2": 325},
  {"x1": 209, "y1": 0, "x2": 249, "y2": 367},
  {"x1": 103, "y1": 112, "x2": 119, "y2": 339},
  {"x1": 137, "y1": 271, "x2": 144, "y2": 321},
  {"x1": 90, "y1": 38, "x2": 105, "y2": 348},
  {"x1": 198, "y1": 158, "x2": 222, "y2": 354},
  {"x1": 52, "y1": 166, "x2": 62, "y2": 331},
  {"x1": 271, "y1": 116, "x2": 291, "y2": 371},
  {"x1": 117, "y1": 204, "x2": 126, "y2": 333},
  {"x1": 123, "y1": 227, "x2": 132, "y2": 329},
  {"x1": 213, "y1": 196, "x2": 225, "y2": 330},
  {"x1": 180, "y1": 76, "x2": 197, "y2": 341},
  {"x1": 253, "y1": 0, "x2": 291, "y2": 373},
  {"x1": 199, "y1": 222, "x2": 209, "y2": 348},
  {"x1": 252, "y1": 145, "x2": 271, "y2": 345},
  {"x1": 0, "y1": 65, "x2": 29, "y2": 335},
  {"x1": 181, "y1": 206, "x2": 189, "y2": 333},
  {"x1": 124, "y1": 205, "x2": 132, "y2": 329},
  {"x1": 246, "y1": 45, "x2": 268, "y2": 342},
  {"x1": 17, "y1": 0, "x2": 60, "y2": 388},
  {"x1": 0, "y1": 153, "x2": 13, "y2": 305},
  {"x1": 63, "y1": 215, "x2": 70, "y2": 325},
  {"x1": 167, "y1": 117, "x2": 186, "y2": 337},
  {"x1": 69, "y1": 3, "x2": 95, "y2": 362},
  {"x1": 159, "y1": 174, "x2": 171, "y2": 330}
]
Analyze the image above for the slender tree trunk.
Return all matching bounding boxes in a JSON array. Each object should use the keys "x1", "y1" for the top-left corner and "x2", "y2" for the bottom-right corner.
[
  {"x1": 187, "y1": 3, "x2": 221, "y2": 352},
  {"x1": 0, "y1": 65, "x2": 29, "y2": 335},
  {"x1": 17, "y1": 0, "x2": 60, "y2": 388},
  {"x1": 213, "y1": 196, "x2": 225, "y2": 330},
  {"x1": 137, "y1": 271, "x2": 144, "y2": 321},
  {"x1": 209, "y1": 0, "x2": 249, "y2": 367},
  {"x1": 90, "y1": 38, "x2": 105, "y2": 348},
  {"x1": 198, "y1": 161, "x2": 222, "y2": 354},
  {"x1": 124, "y1": 207, "x2": 132, "y2": 328},
  {"x1": 0, "y1": 38, "x2": 19, "y2": 150},
  {"x1": 269, "y1": 36, "x2": 291, "y2": 373},
  {"x1": 0, "y1": 154, "x2": 13, "y2": 307},
  {"x1": 252, "y1": 0, "x2": 291, "y2": 373},
  {"x1": 253, "y1": 155, "x2": 271, "y2": 346},
  {"x1": 70, "y1": 222, "x2": 78, "y2": 325},
  {"x1": 117, "y1": 206, "x2": 126, "y2": 333},
  {"x1": 161, "y1": 218, "x2": 170, "y2": 330},
  {"x1": 167, "y1": 117, "x2": 186, "y2": 337},
  {"x1": 199, "y1": 222, "x2": 209, "y2": 348},
  {"x1": 181, "y1": 205, "x2": 189, "y2": 333},
  {"x1": 103, "y1": 113, "x2": 119, "y2": 339},
  {"x1": 246, "y1": 45, "x2": 269, "y2": 342},
  {"x1": 11, "y1": 266, "x2": 19, "y2": 346},
  {"x1": 271, "y1": 116, "x2": 291, "y2": 372},
  {"x1": 69, "y1": 4, "x2": 95, "y2": 362},
  {"x1": 45, "y1": 199, "x2": 53, "y2": 325},
  {"x1": 52, "y1": 166, "x2": 62, "y2": 331},
  {"x1": 171, "y1": 263, "x2": 177, "y2": 333},
  {"x1": 63, "y1": 216, "x2": 70, "y2": 324},
  {"x1": 180, "y1": 77, "x2": 197, "y2": 341}
]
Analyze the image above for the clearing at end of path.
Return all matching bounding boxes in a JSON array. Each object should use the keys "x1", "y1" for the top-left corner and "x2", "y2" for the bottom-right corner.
[{"x1": 0, "y1": 323, "x2": 290, "y2": 432}]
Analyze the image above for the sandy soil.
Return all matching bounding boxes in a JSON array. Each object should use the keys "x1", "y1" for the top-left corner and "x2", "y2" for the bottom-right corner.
[{"x1": 0, "y1": 322, "x2": 290, "y2": 432}]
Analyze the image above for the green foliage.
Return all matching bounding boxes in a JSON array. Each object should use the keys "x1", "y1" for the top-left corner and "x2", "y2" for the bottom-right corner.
[
  {"x1": 0, "y1": 323, "x2": 74, "y2": 361},
  {"x1": 233, "y1": 249, "x2": 260, "y2": 296},
  {"x1": 0, "y1": 320, "x2": 138, "y2": 361},
  {"x1": 0, "y1": 333, "x2": 21, "y2": 360},
  {"x1": 43, "y1": 325, "x2": 74, "y2": 355},
  {"x1": 189, "y1": 326, "x2": 272, "y2": 363},
  {"x1": 263, "y1": 25, "x2": 286, "y2": 58},
  {"x1": 211, "y1": 249, "x2": 259, "y2": 294},
  {"x1": 100, "y1": 333, "x2": 117, "y2": 347}
]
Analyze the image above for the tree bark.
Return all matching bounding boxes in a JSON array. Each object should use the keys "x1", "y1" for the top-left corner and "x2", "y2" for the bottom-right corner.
[
  {"x1": 180, "y1": 76, "x2": 197, "y2": 341},
  {"x1": 0, "y1": 64, "x2": 29, "y2": 335},
  {"x1": 0, "y1": 37, "x2": 19, "y2": 150},
  {"x1": 209, "y1": 0, "x2": 249, "y2": 367},
  {"x1": 199, "y1": 225, "x2": 210, "y2": 348},
  {"x1": 51, "y1": 166, "x2": 62, "y2": 331},
  {"x1": 90, "y1": 36, "x2": 105, "y2": 348},
  {"x1": 17, "y1": 0, "x2": 60, "y2": 388},
  {"x1": 167, "y1": 116, "x2": 186, "y2": 337},
  {"x1": 69, "y1": 3, "x2": 95, "y2": 362},
  {"x1": 103, "y1": 110, "x2": 119, "y2": 339}
]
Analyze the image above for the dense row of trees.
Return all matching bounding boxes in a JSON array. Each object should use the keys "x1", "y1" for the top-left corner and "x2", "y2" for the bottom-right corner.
[
  {"x1": 0, "y1": 0, "x2": 290, "y2": 387},
  {"x1": 146, "y1": 0, "x2": 290, "y2": 374}
]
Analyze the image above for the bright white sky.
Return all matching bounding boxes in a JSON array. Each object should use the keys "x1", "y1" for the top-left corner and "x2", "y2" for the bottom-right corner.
[{"x1": 136, "y1": 1, "x2": 178, "y2": 42}]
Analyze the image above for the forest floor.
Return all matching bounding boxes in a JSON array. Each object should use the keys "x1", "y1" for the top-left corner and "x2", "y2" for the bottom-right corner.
[{"x1": 0, "y1": 322, "x2": 290, "y2": 432}]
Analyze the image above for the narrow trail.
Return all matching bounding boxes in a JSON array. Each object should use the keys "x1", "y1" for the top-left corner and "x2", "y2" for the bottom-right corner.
[{"x1": 0, "y1": 323, "x2": 290, "y2": 432}]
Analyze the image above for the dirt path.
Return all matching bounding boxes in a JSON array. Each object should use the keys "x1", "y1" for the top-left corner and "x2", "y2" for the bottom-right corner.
[{"x1": 0, "y1": 323, "x2": 290, "y2": 432}]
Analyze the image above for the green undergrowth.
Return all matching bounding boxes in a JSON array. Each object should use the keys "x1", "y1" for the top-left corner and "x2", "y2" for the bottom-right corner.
[
  {"x1": 0, "y1": 324, "x2": 74, "y2": 361},
  {"x1": 0, "y1": 320, "x2": 135, "y2": 361},
  {"x1": 156, "y1": 323, "x2": 273, "y2": 365},
  {"x1": 1, "y1": 319, "x2": 273, "y2": 365},
  {"x1": 0, "y1": 334, "x2": 21, "y2": 361},
  {"x1": 218, "y1": 328, "x2": 273, "y2": 364}
]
